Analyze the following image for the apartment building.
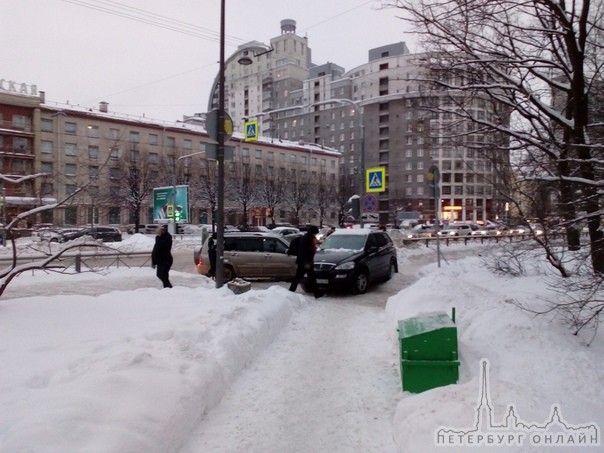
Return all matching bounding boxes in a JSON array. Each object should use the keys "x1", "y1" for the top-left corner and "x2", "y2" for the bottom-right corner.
[
  {"x1": 0, "y1": 83, "x2": 340, "y2": 228},
  {"x1": 210, "y1": 21, "x2": 510, "y2": 225}
]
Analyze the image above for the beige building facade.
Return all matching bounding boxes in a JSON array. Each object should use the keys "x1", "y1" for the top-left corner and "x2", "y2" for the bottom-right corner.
[{"x1": 0, "y1": 84, "x2": 340, "y2": 229}]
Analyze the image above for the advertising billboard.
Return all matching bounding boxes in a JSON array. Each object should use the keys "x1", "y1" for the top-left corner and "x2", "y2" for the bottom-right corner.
[{"x1": 153, "y1": 185, "x2": 189, "y2": 222}]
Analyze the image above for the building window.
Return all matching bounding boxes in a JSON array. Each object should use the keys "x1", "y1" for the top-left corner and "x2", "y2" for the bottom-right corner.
[
  {"x1": 110, "y1": 146, "x2": 119, "y2": 159},
  {"x1": 65, "y1": 184, "x2": 77, "y2": 195},
  {"x1": 130, "y1": 150, "x2": 140, "y2": 162},
  {"x1": 109, "y1": 168, "x2": 121, "y2": 179},
  {"x1": 89, "y1": 166, "x2": 99, "y2": 177},
  {"x1": 88, "y1": 185, "x2": 99, "y2": 196},
  {"x1": 129, "y1": 131, "x2": 140, "y2": 143},
  {"x1": 65, "y1": 163, "x2": 77, "y2": 176},
  {"x1": 166, "y1": 136, "x2": 176, "y2": 148},
  {"x1": 149, "y1": 134, "x2": 158, "y2": 145},
  {"x1": 65, "y1": 143, "x2": 77, "y2": 156},
  {"x1": 110, "y1": 128, "x2": 120, "y2": 140},
  {"x1": 183, "y1": 139, "x2": 192, "y2": 151},
  {"x1": 41, "y1": 140, "x2": 53, "y2": 154},
  {"x1": 41, "y1": 162, "x2": 53, "y2": 173},
  {"x1": 149, "y1": 152, "x2": 158, "y2": 163},
  {"x1": 109, "y1": 207, "x2": 121, "y2": 224},
  {"x1": 255, "y1": 149, "x2": 262, "y2": 159},
  {"x1": 41, "y1": 182, "x2": 53, "y2": 195},
  {"x1": 65, "y1": 206, "x2": 77, "y2": 224},
  {"x1": 65, "y1": 122, "x2": 77, "y2": 135},
  {"x1": 87, "y1": 125, "x2": 99, "y2": 138},
  {"x1": 41, "y1": 118, "x2": 53, "y2": 133},
  {"x1": 88, "y1": 145, "x2": 99, "y2": 159}
]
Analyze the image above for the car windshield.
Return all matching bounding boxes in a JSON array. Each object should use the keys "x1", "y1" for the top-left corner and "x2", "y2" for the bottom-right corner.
[{"x1": 320, "y1": 234, "x2": 366, "y2": 251}]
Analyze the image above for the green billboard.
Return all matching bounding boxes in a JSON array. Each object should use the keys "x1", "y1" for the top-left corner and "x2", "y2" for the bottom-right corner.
[{"x1": 153, "y1": 185, "x2": 189, "y2": 222}]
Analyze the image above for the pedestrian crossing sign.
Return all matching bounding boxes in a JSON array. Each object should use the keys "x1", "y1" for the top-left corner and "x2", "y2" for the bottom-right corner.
[
  {"x1": 244, "y1": 120, "x2": 259, "y2": 142},
  {"x1": 365, "y1": 167, "x2": 386, "y2": 193}
]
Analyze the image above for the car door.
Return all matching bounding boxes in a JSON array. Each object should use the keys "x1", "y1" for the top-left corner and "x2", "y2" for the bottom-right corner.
[
  {"x1": 372, "y1": 232, "x2": 393, "y2": 279},
  {"x1": 262, "y1": 237, "x2": 296, "y2": 278},
  {"x1": 364, "y1": 233, "x2": 386, "y2": 280},
  {"x1": 230, "y1": 237, "x2": 264, "y2": 277}
]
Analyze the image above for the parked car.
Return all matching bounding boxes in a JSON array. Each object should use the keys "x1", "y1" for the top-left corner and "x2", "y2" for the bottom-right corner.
[
  {"x1": 62, "y1": 226, "x2": 123, "y2": 242},
  {"x1": 271, "y1": 226, "x2": 301, "y2": 236},
  {"x1": 406, "y1": 224, "x2": 439, "y2": 239},
  {"x1": 470, "y1": 225, "x2": 499, "y2": 236},
  {"x1": 31, "y1": 227, "x2": 63, "y2": 243},
  {"x1": 194, "y1": 232, "x2": 297, "y2": 281},
  {"x1": 305, "y1": 229, "x2": 398, "y2": 295},
  {"x1": 509, "y1": 224, "x2": 544, "y2": 236},
  {"x1": 437, "y1": 223, "x2": 474, "y2": 237}
]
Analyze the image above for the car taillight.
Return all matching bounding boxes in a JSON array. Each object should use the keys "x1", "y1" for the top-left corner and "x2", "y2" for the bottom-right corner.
[{"x1": 197, "y1": 258, "x2": 203, "y2": 265}]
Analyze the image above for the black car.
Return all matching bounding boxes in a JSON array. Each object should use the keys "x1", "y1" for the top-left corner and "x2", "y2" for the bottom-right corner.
[
  {"x1": 303, "y1": 228, "x2": 398, "y2": 294},
  {"x1": 62, "y1": 226, "x2": 123, "y2": 243}
]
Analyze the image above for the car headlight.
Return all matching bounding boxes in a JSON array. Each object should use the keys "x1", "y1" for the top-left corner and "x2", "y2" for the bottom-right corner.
[{"x1": 334, "y1": 261, "x2": 355, "y2": 270}]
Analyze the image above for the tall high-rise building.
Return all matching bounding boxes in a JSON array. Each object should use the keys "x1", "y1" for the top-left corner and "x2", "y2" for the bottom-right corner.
[{"x1": 210, "y1": 21, "x2": 509, "y2": 224}]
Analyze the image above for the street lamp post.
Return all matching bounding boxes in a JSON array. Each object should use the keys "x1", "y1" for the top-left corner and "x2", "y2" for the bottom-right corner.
[{"x1": 215, "y1": 0, "x2": 226, "y2": 288}]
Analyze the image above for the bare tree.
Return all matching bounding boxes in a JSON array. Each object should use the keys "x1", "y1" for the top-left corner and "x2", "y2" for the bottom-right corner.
[
  {"x1": 0, "y1": 174, "x2": 113, "y2": 296},
  {"x1": 109, "y1": 149, "x2": 156, "y2": 232},
  {"x1": 310, "y1": 177, "x2": 335, "y2": 227},
  {"x1": 227, "y1": 160, "x2": 258, "y2": 228},
  {"x1": 389, "y1": 0, "x2": 604, "y2": 273},
  {"x1": 190, "y1": 159, "x2": 217, "y2": 230},
  {"x1": 285, "y1": 168, "x2": 311, "y2": 225},
  {"x1": 258, "y1": 168, "x2": 285, "y2": 227}
]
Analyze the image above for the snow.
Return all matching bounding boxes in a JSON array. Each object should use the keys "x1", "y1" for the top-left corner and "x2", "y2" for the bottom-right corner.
[{"x1": 0, "y1": 235, "x2": 601, "y2": 452}]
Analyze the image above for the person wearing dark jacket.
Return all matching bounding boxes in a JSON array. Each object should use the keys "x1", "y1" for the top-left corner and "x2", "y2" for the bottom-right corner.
[
  {"x1": 151, "y1": 224, "x2": 173, "y2": 288},
  {"x1": 289, "y1": 225, "x2": 324, "y2": 299},
  {"x1": 207, "y1": 232, "x2": 217, "y2": 279}
]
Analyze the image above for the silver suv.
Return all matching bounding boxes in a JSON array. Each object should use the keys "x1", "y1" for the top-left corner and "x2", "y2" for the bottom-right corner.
[{"x1": 194, "y1": 232, "x2": 297, "y2": 281}]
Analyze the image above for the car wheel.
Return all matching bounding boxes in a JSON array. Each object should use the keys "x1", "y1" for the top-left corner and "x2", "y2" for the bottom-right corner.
[
  {"x1": 223, "y1": 265, "x2": 235, "y2": 282},
  {"x1": 351, "y1": 270, "x2": 368, "y2": 294},
  {"x1": 384, "y1": 260, "x2": 396, "y2": 282},
  {"x1": 50, "y1": 238, "x2": 58, "y2": 243}
]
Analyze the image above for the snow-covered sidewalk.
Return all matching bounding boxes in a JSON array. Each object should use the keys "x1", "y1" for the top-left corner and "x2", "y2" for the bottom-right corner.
[
  {"x1": 0, "y1": 239, "x2": 602, "y2": 452},
  {"x1": 181, "y1": 298, "x2": 400, "y2": 452}
]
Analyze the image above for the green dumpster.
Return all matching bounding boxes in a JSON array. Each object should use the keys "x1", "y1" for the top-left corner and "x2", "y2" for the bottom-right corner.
[{"x1": 397, "y1": 310, "x2": 459, "y2": 393}]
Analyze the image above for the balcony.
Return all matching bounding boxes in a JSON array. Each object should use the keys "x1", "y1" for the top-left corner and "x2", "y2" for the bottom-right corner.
[
  {"x1": 0, "y1": 120, "x2": 34, "y2": 135},
  {"x1": 0, "y1": 147, "x2": 34, "y2": 158}
]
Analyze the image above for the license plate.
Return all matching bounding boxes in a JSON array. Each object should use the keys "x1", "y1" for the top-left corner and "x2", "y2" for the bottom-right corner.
[{"x1": 317, "y1": 279, "x2": 329, "y2": 284}]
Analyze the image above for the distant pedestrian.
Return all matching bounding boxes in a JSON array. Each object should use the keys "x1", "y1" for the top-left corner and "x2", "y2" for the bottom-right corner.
[
  {"x1": 151, "y1": 224, "x2": 173, "y2": 288},
  {"x1": 207, "y1": 232, "x2": 217, "y2": 279},
  {"x1": 289, "y1": 225, "x2": 324, "y2": 299}
]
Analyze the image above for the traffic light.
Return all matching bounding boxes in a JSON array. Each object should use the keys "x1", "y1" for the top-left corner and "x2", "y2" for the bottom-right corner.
[{"x1": 346, "y1": 196, "x2": 361, "y2": 219}]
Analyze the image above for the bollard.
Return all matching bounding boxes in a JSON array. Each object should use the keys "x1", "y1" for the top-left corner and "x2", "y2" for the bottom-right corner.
[{"x1": 75, "y1": 253, "x2": 81, "y2": 273}]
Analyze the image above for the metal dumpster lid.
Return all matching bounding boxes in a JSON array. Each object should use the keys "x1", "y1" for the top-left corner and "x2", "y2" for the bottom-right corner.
[{"x1": 397, "y1": 311, "x2": 455, "y2": 338}]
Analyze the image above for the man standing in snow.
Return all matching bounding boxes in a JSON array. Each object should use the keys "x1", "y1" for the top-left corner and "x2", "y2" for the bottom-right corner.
[
  {"x1": 151, "y1": 224, "x2": 173, "y2": 288},
  {"x1": 289, "y1": 225, "x2": 324, "y2": 299}
]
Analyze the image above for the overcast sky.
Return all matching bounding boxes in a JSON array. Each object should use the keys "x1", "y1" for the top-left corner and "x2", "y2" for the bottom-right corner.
[{"x1": 1, "y1": 0, "x2": 414, "y2": 123}]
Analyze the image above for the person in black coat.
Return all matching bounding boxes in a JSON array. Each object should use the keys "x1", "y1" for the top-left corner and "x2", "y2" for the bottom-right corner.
[
  {"x1": 151, "y1": 224, "x2": 173, "y2": 288},
  {"x1": 288, "y1": 225, "x2": 324, "y2": 299},
  {"x1": 207, "y1": 232, "x2": 217, "y2": 279}
]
